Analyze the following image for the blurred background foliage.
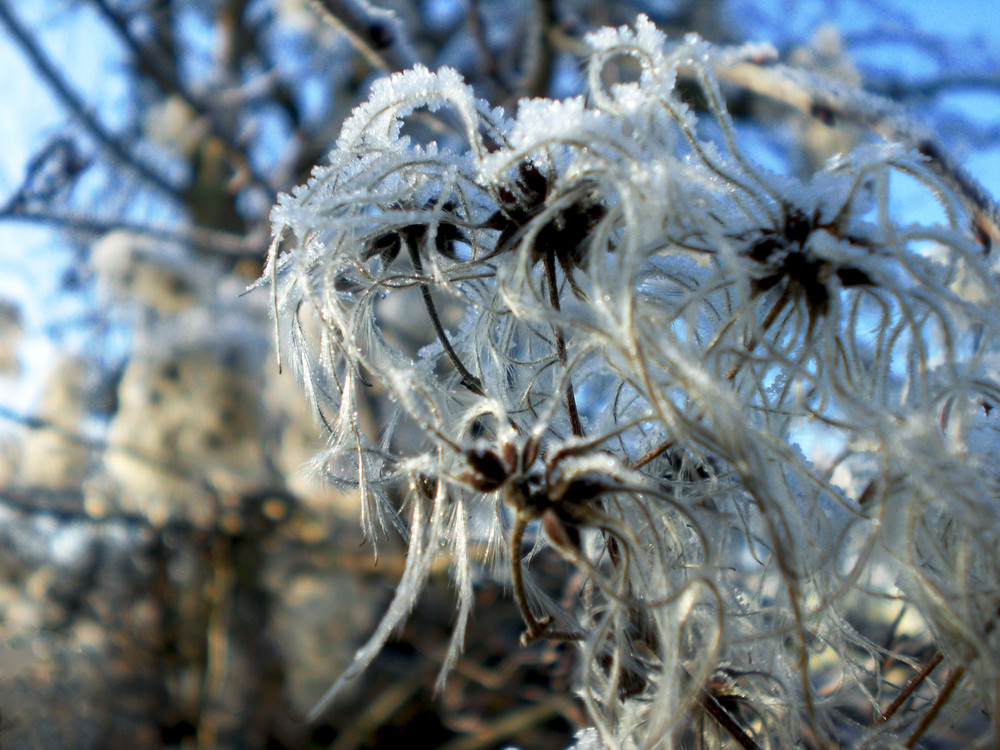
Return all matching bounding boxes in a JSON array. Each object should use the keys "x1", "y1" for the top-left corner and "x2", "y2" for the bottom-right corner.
[{"x1": 0, "y1": 0, "x2": 998, "y2": 748}]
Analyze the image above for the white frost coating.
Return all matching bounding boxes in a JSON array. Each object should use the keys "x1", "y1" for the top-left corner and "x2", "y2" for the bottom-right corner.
[
  {"x1": 584, "y1": 15, "x2": 679, "y2": 107},
  {"x1": 261, "y1": 14, "x2": 1000, "y2": 749},
  {"x1": 565, "y1": 728, "x2": 605, "y2": 750},
  {"x1": 508, "y1": 96, "x2": 606, "y2": 149},
  {"x1": 336, "y1": 65, "x2": 485, "y2": 153},
  {"x1": 583, "y1": 14, "x2": 669, "y2": 68}
]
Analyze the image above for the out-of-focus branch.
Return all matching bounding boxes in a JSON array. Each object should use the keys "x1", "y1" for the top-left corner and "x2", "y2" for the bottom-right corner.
[
  {"x1": 435, "y1": 695, "x2": 568, "y2": 750},
  {"x1": 89, "y1": 0, "x2": 179, "y2": 100},
  {"x1": 0, "y1": 0, "x2": 182, "y2": 199},
  {"x1": 312, "y1": 0, "x2": 420, "y2": 73},
  {"x1": 0, "y1": 485, "x2": 159, "y2": 528},
  {"x1": 306, "y1": 0, "x2": 390, "y2": 73},
  {"x1": 518, "y1": 0, "x2": 556, "y2": 99},
  {"x1": 0, "y1": 207, "x2": 263, "y2": 256},
  {"x1": 0, "y1": 135, "x2": 88, "y2": 210},
  {"x1": 88, "y1": 0, "x2": 278, "y2": 196},
  {"x1": 716, "y1": 58, "x2": 1000, "y2": 252},
  {"x1": 867, "y1": 71, "x2": 1000, "y2": 99}
]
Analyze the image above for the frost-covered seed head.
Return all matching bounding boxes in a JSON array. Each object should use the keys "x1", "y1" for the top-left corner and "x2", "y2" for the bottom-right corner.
[{"x1": 263, "y1": 15, "x2": 1000, "y2": 747}]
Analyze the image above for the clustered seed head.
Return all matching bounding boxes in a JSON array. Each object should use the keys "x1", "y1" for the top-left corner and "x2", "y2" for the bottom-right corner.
[{"x1": 263, "y1": 16, "x2": 1000, "y2": 748}]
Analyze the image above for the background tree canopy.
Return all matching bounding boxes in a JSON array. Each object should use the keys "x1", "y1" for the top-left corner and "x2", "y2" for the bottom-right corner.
[{"x1": 0, "y1": 1, "x2": 999, "y2": 748}]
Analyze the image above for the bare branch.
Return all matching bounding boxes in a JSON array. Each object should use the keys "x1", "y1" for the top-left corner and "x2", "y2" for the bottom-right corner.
[
  {"x1": 0, "y1": 0, "x2": 182, "y2": 198},
  {"x1": 715, "y1": 58, "x2": 1000, "y2": 250},
  {"x1": 0, "y1": 207, "x2": 261, "y2": 256},
  {"x1": 87, "y1": 0, "x2": 279, "y2": 195}
]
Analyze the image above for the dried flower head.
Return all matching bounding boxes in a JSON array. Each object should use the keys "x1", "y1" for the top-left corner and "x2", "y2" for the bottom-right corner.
[{"x1": 263, "y1": 16, "x2": 1000, "y2": 748}]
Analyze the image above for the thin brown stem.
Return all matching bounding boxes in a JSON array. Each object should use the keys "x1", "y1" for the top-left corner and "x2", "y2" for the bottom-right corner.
[
  {"x1": 509, "y1": 511, "x2": 552, "y2": 643},
  {"x1": 701, "y1": 691, "x2": 762, "y2": 750},
  {"x1": 544, "y1": 248, "x2": 583, "y2": 437},
  {"x1": 509, "y1": 510, "x2": 581, "y2": 644},
  {"x1": 904, "y1": 664, "x2": 965, "y2": 748},
  {"x1": 631, "y1": 438, "x2": 675, "y2": 470},
  {"x1": 879, "y1": 651, "x2": 944, "y2": 724},
  {"x1": 408, "y1": 243, "x2": 485, "y2": 395},
  {"x1": 724, "y1": 284, "x2": 791, "y2": 381}
]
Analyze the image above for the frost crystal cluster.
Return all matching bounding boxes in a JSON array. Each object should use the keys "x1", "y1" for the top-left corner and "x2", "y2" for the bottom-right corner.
[{"x1": 265, "y1": 17, "x2": 1000, "y2": 748}]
